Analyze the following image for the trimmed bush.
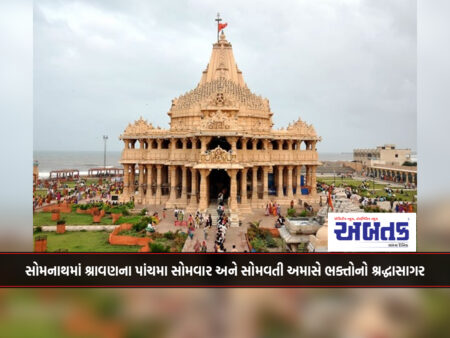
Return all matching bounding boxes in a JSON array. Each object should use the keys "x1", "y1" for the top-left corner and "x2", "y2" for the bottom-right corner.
[
  {"x1": 164, "y1": 231, "x2": 176, "y2": 240},
  {"x1": 250, "y1": 238, "x2": 268, "y2": 252},
  {"x1": 132, "y1": 222, "x2": 147, "y2": 232},
  {"x1": 149, "y1": 242, "x2": 170, "y2": 253},
  {"x1": 287, "y1": 208, "x2": 296, "y2": 217},
  {"x1": 264, "y1": 233, "x2": 277, "y2": 248}
]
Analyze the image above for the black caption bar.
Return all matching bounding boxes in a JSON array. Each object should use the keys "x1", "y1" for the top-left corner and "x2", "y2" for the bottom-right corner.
[{"x1": 0, "y1": 253, "x2": 449, "y2": 287}]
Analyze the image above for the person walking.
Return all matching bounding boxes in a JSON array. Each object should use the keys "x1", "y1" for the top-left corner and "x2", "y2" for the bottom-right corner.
[
  {"x1": 208, "y1": 214, "x2": 213, "y2": 228},
  {"x1": 194, "y1": 239, "x2": 201, "y2": 253}
]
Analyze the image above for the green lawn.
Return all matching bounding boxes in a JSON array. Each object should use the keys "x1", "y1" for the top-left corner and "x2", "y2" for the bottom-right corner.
[
  {"x1": 317, "y1": 177, "x2": 416, "y2": 202},
  {"x1": 317, "y1": 177, "x2": 388, "y2": 190},
  {"x1": 34, "y1": 231, "x2": 141, "y2": 252},
  {"x1": 33, "y1": 212, "x2": 142, "y2": 226},
  {"x1": 358, "y1": 189, "x2": 417, "y2": 202}
]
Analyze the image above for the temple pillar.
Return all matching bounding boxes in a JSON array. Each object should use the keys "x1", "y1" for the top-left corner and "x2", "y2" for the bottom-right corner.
[
  {"x1": 287, "y1": 139, "x2": 293, "y2": 151},
  {"x1": 146, "y1": 164, "x2": 153, "y2": 204},
  {"x1": 240, "y1": 168, "x2": 248, "y2": 205},
  {"x1": 198, "y1": 169, "x2": 209, "y2": 211},
  {"x1": 277, "y1": 139, "x2": 283, "y2": 150},
  {"x1": 129, "y1": 164, "x2": 136, "y2": 195},
  {"x1": 123, "y1": 164, "x2": 130, "y2": 193},
  {"x1": 252, "y1": 138, "x2": 258, "y2": 150},
  {"x1": 263, "y1": 166, "x2": 269, "y2": 201},
  {"x1": 252, "y1": 166, "x2": 258, "y2": 205},
  {"x1": 287, "y1": 165, "x2": 294, "y2": 199},
  {"x1": 296, "y1": 165, "x2": 302, "y2": 196},
  {"x1": 200, "y1": 136, "x2": 212, "y2": 152},
  {"x1": 155, "y1": 165, "x2": 162, "y2": 204},
  {"x1": 229, "y1": 136, "x2": 238, "y2": 153},
  {"x1": 138, "y1": 164, "x2": 144, "y2": 201},
  {"x1": 167, "y1": 165, "x2": 177, "y2": 207},
  {"x1": 305, "y1": 165, "x2": 311, "y2": 187},
  {"x1": 277, "y1": 166, "x2": 284, "y2": 198},
  {"x1": 180, "y1": 165, "x2": 188, "y2": 205},
  {"x1": 241, "y1": 137, "x2": 247, "y2": 156},
  {"x1": 229, "y1": 169, "x2": 238, "y2": 211},
  {"x1": 188, "y1": 168, "x2": 198, "y2": 210},
  {"x1": 311, "y1": 166, "x2": 317, "y2": 194}
]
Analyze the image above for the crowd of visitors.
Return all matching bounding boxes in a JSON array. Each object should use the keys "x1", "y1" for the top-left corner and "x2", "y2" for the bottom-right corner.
[
  {"x1": 264, "y1": 201, "x2": 282, "y2": 217},
  {"x1": 33, "y1": 178, "x2": 123, "y2": 210},
  {"x1": 214, "y1": 202, "x2": 230, "y2": 252}
]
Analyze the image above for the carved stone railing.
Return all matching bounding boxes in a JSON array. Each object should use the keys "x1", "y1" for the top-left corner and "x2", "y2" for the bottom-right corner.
[{"x1": 235, "y1": 149, "x2": 318, "y2": 163}]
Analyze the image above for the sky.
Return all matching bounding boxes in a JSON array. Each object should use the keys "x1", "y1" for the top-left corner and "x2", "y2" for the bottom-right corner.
[{"x1": 34, "y1": 0, "x2": 416, "y2": 153}]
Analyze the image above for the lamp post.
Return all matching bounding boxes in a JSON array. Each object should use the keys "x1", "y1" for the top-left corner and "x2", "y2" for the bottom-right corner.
[{"x1": 103, "y1": 135, "x2": 108, "y2": 171}]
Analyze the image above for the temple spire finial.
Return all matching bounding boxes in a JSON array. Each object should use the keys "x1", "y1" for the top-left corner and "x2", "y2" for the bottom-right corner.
[
  {"x1": 215, "y1": 13, "x2": 222, "y2": 43},
  {"x1": 215, "y1": 13, "x2": 228, "y2": 43}
]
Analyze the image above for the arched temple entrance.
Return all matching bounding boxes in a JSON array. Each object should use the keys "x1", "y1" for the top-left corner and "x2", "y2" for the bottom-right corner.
[
  {"x1": 209, "y1": 169, "x2": 230, "y2": 203},
  {"x1": 207, "y1": 137, "x2": 231, "y2": 151}
]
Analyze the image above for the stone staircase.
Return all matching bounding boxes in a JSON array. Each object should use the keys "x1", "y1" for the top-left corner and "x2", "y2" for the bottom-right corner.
[{"x1": 205, "y1": 202, "x2": 239, "y2": 227}]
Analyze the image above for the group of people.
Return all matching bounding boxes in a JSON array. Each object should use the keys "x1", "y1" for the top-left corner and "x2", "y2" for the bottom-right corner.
[
  {"x1": 394, "y1": 201, "x2": 414, "y2": 213},
  {"x1": 183, "y1": 200, "x2": 233, "y2": 252},
  {"x1": 193, "y1": 239, "x2": 208, "y2": 252},
  {"x1": 264, "y1": 201, "x2": 282, "y2": 217},
  {"x1": 184, "y1": 210, "x2": 212, "y2": 241},
  {"x1": 214, "y1": 202, "x2": 230, "y2": 252},
  {"x1": 174, "y1": 208, "x2": 185, "y2": 222},
  {"x1": 34, "y1": 178, "x2": 123, "y2": 210}
]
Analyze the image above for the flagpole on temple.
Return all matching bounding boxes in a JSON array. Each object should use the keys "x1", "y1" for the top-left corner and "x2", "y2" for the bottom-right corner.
[{"x1": 215, "y1": 12, "x2": 222, "y2": 42}]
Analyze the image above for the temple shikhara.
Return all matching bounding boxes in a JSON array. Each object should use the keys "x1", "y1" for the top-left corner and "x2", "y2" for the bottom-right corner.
[{"x1": 119, "y1": 28, "x2": 321, "y2": 225}]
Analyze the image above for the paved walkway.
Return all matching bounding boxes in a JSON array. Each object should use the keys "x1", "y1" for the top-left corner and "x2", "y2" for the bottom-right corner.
[{"x1": 181, "y1": 226, "x2": 249, "y2": 252}]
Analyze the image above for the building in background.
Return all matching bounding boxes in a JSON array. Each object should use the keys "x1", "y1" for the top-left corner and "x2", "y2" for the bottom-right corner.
[{"x1": 353, "y1": 144, "x2": 412, "y2": 166}]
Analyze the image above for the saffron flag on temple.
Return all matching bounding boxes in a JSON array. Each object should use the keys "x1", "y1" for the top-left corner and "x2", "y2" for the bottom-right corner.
[{"x1": 218, "y1": 23, "x2": 228, "y2": 32}]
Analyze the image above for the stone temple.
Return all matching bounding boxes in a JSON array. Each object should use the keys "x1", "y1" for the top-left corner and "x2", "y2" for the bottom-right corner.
[{"x1": 119, "y1": 32, "x2": 321, "y2": 225}]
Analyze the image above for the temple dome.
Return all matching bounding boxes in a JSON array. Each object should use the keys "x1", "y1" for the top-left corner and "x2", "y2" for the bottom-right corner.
[{"x1": 168, "y1": 34, "x2": 274, "y2": 132}]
